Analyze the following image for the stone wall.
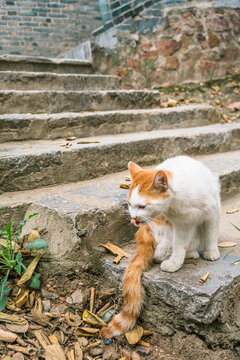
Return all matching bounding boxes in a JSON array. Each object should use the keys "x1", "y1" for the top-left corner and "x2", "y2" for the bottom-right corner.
[
  {"x1": 0, "y1": 0, "x2": 103, "y2": 57},
  {"x1": 93, "y1": 2, "x2": 240, "y2": 87}
]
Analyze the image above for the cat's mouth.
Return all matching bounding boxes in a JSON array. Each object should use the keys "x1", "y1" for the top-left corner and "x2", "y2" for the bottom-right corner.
[{"x1": 131, "y1": 219, "x2": 146, "y2": 227}]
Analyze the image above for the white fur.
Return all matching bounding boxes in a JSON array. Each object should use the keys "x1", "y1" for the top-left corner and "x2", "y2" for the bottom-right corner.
[{"x1": 129, "y1": 156, "x2": 221, "y2": 272}]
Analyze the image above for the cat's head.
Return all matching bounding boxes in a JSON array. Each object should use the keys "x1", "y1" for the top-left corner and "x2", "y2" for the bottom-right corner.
[{"x1": 127, "y1": 162, "x2": 172, "y2": 226}]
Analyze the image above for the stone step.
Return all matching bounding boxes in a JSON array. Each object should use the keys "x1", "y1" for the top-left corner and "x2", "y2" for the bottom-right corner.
[
  {"x1": 0, "y1": 89, "x2": 161, "y2": 114},
  {"x1": 0, "y1": 123, "x2": 240, "y2": 193},
  {"x1": 0, "y1": 150, "x2": 239, "y2": 269},
  {"x1": 0, "y1": 104, "x2": 218, "y2": 142},
  {"x1": 0, "y1": 55, "x2": 93, "y2": 74},
  {"x1": 0, "y1": 72, "x2": 121, "y2": 91},
  {"x1": 103, "y1": 190, "x2": 240, "y2": 347}
]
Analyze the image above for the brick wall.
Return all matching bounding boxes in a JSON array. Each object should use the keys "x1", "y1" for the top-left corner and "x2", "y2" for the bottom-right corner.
[{"x1": 0, "y1": 0, "x2": 103, "y2": 57}]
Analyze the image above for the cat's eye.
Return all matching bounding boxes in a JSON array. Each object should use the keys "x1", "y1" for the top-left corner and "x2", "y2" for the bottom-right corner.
[{"x1": 138, "y1": 205, "x2": 146, "y2": 209}]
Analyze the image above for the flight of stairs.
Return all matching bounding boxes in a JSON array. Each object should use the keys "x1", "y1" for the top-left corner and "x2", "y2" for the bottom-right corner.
[{"x1": 0, "y1": 55, "x2": 240, "y2": 347}]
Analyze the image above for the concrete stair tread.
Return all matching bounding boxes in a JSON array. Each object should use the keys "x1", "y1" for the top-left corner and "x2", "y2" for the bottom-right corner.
[
  {"x1": 0, "y1": 54, "x2": 93, "y2": 66},
  {"x1": 0, "y1": 123, "x2": 239, "y2": 192},
  {"x1": 1, "y1": 150, "x2": 240, "y2": 213},
  {"x1": 0, "y1": 104, "x2": 218, "y2": 142},
  {"x1": 0, "y1": 122, "x2": 239, "y2": 158},
  {"x1": 0, "y1": 103, "x2": 215, "y2": 118},
  {"x1": 0, "y1": 71, "x2": 122, "y2": 91},
  {"x1": 0, "y1": 55, "x2": 93, "y2": 74},
  {"x1": 0, "y1": 89, "x2": 161, "y2": 114}
]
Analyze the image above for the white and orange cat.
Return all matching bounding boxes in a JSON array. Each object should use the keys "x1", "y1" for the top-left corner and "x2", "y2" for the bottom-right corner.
[{"x1": 101, "y1": 156, "x2": 221, "y2": 338}]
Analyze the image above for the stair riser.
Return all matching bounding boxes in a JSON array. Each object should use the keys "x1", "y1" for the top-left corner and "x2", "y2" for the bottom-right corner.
[
  {"x1": 0, "y1": 73, "x2": 121, "y2": 91},
  {"x1": 0, "y1": 106, "x2": 218, "y2": 142},
  {"x1": 0, "y1": 91, "x2": 161, "y2": 114},
  {"x1": 0, "y1": 61, "x2": 93, "y2": 74},
  {"x1": 1, "y1": 128, "x2": 240, "y2": 193}
]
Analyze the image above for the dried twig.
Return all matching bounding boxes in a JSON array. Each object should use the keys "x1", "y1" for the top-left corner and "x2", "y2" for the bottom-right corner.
[
  {"x1": 90, "y1": 287, "x2": 95, "y2": 313},
  {"x1": 33, "y1": 329, "x2": 51, "y2": 350},
  {"x1": 97, "y1": 302, "x2": 111, "y2": 315}
]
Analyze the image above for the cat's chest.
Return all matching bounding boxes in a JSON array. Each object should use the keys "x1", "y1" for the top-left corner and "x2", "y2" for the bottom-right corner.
[{"x1": 150, "y1": 223, "x2": 172, "y2": 244}]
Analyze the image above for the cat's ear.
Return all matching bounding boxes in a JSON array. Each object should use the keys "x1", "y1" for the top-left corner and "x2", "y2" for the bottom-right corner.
[
  {"x1": 128, "y1": 161, "x2": 143, "y2": 178},
  {"x1": 152, "y1": 171, "x2": 168, "y2": 191}
]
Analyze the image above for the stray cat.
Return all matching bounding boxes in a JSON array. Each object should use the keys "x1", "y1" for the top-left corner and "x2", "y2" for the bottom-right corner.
[{"x1": 101, "y1": 156, "x2": 221, "y2": 338}]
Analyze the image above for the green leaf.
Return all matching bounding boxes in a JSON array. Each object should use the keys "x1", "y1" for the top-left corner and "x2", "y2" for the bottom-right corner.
[
  {"x1": 24, "y1": 238, "x2": 48, "y2": 251},
  {"x1": 232, "y1": 223, "x2": 240, "y2": 232},
  {"x1": 15, "y1": 252, "x2": 23, "y2": 275},
  {"x1": 0, "y1": 270, "x2": 11, "y2": 311},
  {"x1": 29, "y1": 273, "x2": 41, "y2": 289}
]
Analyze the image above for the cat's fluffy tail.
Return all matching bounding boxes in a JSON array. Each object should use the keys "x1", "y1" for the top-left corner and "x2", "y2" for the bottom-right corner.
[{"x1": 100, "y1": 225, "x2": 156, "y2": 338}]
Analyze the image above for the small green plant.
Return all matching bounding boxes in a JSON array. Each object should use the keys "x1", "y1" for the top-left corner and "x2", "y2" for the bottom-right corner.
[
  {"x1": 206, "y1": 72, "x2": 215, "y2": 86},
  {"x1": 144, "y1": 59, "x2": 156, "y2": 78},
  {"x1": 0, "y1": 214, "x2": 48, "y2": 310}
]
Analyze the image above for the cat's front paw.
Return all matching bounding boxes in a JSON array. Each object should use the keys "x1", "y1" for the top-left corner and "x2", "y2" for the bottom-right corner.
[
  {"x1": 203, "y1": 249, "x2": 220, "y2": 261},
  {"x1": 161, "y1": 258, "x2": 182, "y2": 272}
]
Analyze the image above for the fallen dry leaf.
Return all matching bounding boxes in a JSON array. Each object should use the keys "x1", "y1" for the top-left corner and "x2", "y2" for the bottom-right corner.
[
  {"x1": 101, "y1": 242, "x2": 129, "y2": 264},
  {"x1": 211, "y1": 85, "x2": 220, "y2": 92},
  {"x1": 218, "y1": 242, "x2": 237, "y2": 248},
  {"x1": 125, "y1": 325, "x2": 143, "y2": 345},
  {"x1": 75, "y1": 327, "x2": 99, "y2": 337},
  {"x1": 60, "y1": 142, "x2": 72, "y2": 148},
  {"x1": 125, "y1": 176, "x2": 131, "y2": 181},
  {"x1": 142, "y1": 330, "x2": 153, "y2": 337},
  {"x1": 49, "y1": 334, "x2": 59, "y2": 345},
  {"x1": 45, "y1": 344, "x2": 66, "y2": 360},
  {"x1": 137, "y1": 339, "x2": 151, "y2": 347},
  {"x1": 6, "y1": 320, "x2": 29, "y2": 334},
  {"x1": 199, "y1": 272, "x2": 209, "y2": 283},
  {"x1": 74, "y1": 343, "x2": 83, "y2": 360},
  {"x1": 7, "y1": 344, "x2": 33, "y2": 356},
  {"x1": 17, "y1": 252, "x2": 44, "y2": 286},
  {"x1": 15, "y1": 288, "x2": 29, "y2": 308},
  {"x1": 28, "y1": 230, "x2": 40, "y2": 243},
  {"x1": 120, "y1": 182, "x2": 131, "y2": 189},
  {"x1": 33, "y1": 329, "x2": 51, "y2": 350},
  {"x1": 0, "y1": 239, "x2": 20, "y2": 251},
  {"x1": 64, "y1": 312, "x2": 81, "y2": 327},
  {"x1": 226, "y1": 209, "x2": 239, "y2": 214},
  {"x1": 0, "y1": 328, "x2": 18, "y2": 342},
  {"x1": 67, "y1": 349, "x2": 74, "y2": 360},
  {"x1": 0, "y1": 312, "x2": 25, "y2": 324},
  {"x1": 66, "y1": 136, "x2": 77, "y2": 141},
  {"x1": 82, "y1": 310, "x2": 106, "y2": 327}
]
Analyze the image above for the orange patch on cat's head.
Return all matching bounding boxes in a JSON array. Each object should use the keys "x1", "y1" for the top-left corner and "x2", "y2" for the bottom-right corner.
[{"x1": 127, "y1": 161, "x2": 171, "y2": 200}]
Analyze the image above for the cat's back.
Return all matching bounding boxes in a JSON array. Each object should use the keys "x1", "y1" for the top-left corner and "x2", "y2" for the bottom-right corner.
[{"x1": 156, "y1": 156, "x2": 220, "y2": 197}]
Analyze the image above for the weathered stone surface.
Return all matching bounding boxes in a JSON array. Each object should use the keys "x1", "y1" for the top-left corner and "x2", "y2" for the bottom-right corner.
[
  {"x1": 0, "y1": 123, "x2": 240, "y2": 193},
  {"x1": 0, "y1": 89, "x2": 161, "y2": 114},
  {"x1": 208, "y1": 31, "x2": 220, "y2": 48},
  {"x1": 156, "y1": 40, "x2": 181, "y2": 56},
  {"x1": 206, "y1": 18, "x2": 231, "y2": 32},
  {"x1": 0, "y1": 104, "x2": 218, "y2": 142},
  {"x1": 162, "y1": 56, "x2": 179, "y2": 70},
  {"x1": 0, "y1": 55, "x2": 93, "y2": 74},
  {"x1": 0, "y1": 72, "x2": 121, "y2": 91}
]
